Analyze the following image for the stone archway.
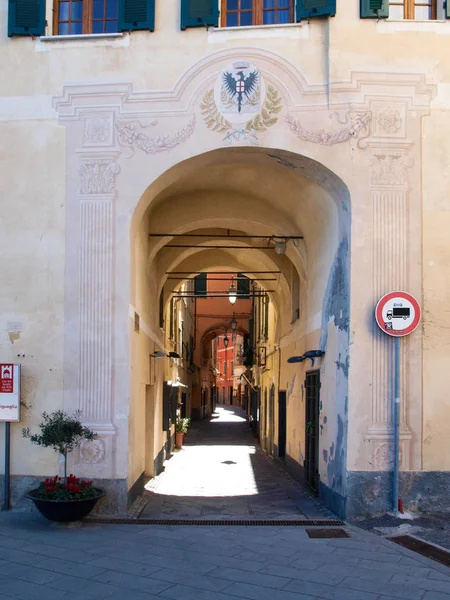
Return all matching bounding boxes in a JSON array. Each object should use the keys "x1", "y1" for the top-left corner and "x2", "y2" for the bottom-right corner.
[
  {"x1": 129, "y1": 146, "x2": 350, "y2": 515},
  {"x1": 52, "y1": 49, "x2": 432, "y2": 516}
]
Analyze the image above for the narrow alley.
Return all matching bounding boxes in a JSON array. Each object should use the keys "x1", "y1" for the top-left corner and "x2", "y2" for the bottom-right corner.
[{"x1": 139, "y1": 406, "x2": 336, "y2": 521}]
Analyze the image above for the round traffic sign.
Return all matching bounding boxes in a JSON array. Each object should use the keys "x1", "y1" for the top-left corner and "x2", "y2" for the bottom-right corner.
[{"x1": 375, "y1": 291, "x2": 421, "y2": 337}]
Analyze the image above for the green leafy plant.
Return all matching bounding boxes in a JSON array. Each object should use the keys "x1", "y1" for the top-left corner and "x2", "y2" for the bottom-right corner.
[
  {"x1": 36, "y1": 474, "x2": 98, "y2": 501},
  {"x1": 22, "y1": 410, "x2": 96, "y2": 482},
  {"x1": 175, "y1": 417, "x2": 190, "y2": 434}
]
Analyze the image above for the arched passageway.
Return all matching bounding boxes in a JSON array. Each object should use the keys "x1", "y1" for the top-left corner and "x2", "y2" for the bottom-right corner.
[{"x1": 129, "y1": 146, "x2": 350, "y2": 517}]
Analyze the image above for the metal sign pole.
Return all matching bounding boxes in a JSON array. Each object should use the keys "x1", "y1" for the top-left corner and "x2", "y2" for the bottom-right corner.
[
  {"x1": 393, "y1": 336, "x2": 401, "y2": 513},
  {"x1": 2, "y1": 422, "x2": 10, "y2": 511}
]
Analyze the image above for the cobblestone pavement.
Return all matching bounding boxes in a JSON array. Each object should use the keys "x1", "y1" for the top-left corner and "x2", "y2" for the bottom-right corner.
[
  {"x1": 0, "y1": 511, "x2": 449, "y2": 600},
  {"x1": 139, "y1": 405, "x2": 333, "y2": 520}
]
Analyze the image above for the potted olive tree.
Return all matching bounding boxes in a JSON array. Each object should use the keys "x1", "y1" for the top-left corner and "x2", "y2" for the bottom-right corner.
[{"x1": 22, "y1": 410, "x2": 104, "y2": 522}]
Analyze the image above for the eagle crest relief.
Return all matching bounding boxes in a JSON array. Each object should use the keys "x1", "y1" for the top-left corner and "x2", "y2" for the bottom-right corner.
[{"x1": 201, "y1": 60, "x2": 282, "y2": 145}]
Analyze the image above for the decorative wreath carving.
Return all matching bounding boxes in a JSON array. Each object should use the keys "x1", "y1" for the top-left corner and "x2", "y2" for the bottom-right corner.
[
  {"x1": 285, "y1": 111, "x2": 372, "y2": 148},
  {"x1": 116, "y1": 118, "x2": 196, "y2": 156},
  {"x1": 200, "y1": 85, "x2": 282, "y2": 144}
]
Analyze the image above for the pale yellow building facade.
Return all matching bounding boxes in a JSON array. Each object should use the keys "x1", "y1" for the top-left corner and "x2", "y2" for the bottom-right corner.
[{"x1": 1, "y1": 0, "x2": 449, "y2": 518}]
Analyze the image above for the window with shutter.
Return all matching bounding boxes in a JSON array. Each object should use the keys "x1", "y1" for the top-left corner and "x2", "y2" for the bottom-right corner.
[
  {"x1": 237, "y1": 274, "x2": 250, "y2": 298},
  {"x1": 181, "y1": 0, "x2": 219, "y2": 29},
  {"x1": 388, "y1": 0, "x2": 439, "y2": 19},
  {"x1": 118, "y1": 0, "x2": 155, "y2": 31},
  {"x1": 295, "y1": 0, "x2": 335, "y2": 19},
  {"x1": 53, "y1": 0, "x2": 121, "y2": 34},
  {"x1": 194, "y1": 273, "x2": 207, "y2": 297},
  {"x1": 360, "y1": 0, "x2": 388, "y2": 17},
  {"x1": 221, "y1": 0, "x2": 294, "y2": 27},
  {"x1": 8, "y1": 0, "x2": 46, "y2": 36}
]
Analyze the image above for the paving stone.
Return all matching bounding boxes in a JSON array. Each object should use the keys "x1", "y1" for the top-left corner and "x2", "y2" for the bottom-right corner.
[
  {"x1": 222, "y1": 581, "x2": 320, "y2": 600},
  {"x1": 206, "y1": 565, "x2": 292, "y2": 588},
  {"x1": 147, "y1": 567, "x2": 235, "y2": 592},
  {"x1": 337, "y1": 575, "x2": 425, "y2": 599},
  {"x1": 0, "y1": 579, "x2": 74, "y2": 600},
  {"x1": 35, "y1": 556, "x2": 108, "y2": 578},
  {"x1": 0, "y1": 548, "x2": 48, "y2": 566},
  {"x1": 17, "y1": 540, "x2": 99, "y2": 564},
  {"x1": 92, "y1": 569, "x2": 173, "y2": 594},
  {"x1": 422, "y1": 592, "x2": 450, "y2": 600},
  {"x1": 332, "y1": 547, "x2": 403, "y2": 563},
  {"x1": 390, "y1": 573, "x2": 450, "y2": 593},
  {"x1": 260, "y1": 563, "x2": 347, "y2": 584},
  {"x1": 428, "y1": 571, "x2": 450, "y2": 581},
  {"x1": 159, "y1": 584, "x2": 253, "y2": 600},
  {"x1": 46, "y1": 574, "x2": 118, "y2": 598},
  {"x1": 283, "y1": 578, "x2": 381, "y2": 600},
  {"x1": 289, "y1": 553, "x2": 361, "y2": 568},
  {"x1": 358, "y1": 558, "x2": 434, "y2": 577},
  {"x1": 0, "y1": 562, "x2": 64, "y2": 585},
  {"x1": 87, "y1": 556, "x2": 164, "y2": 577}
]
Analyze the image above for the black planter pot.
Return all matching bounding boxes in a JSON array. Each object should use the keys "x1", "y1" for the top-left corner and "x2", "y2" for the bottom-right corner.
[{"x1": 27, "y1": 488, "x2": 104, "y2": 522}]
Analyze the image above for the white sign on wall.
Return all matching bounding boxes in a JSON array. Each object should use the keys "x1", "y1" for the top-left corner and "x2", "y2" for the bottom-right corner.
[{"x1": 0, "y1": 364, "x2": 21, "y2": 422}]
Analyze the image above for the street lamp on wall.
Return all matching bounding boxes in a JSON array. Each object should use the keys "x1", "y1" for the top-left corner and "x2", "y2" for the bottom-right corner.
[
  {"x1": 230, "y1": 318, "x2": 238, "y2": 332},
  {"x1": 223, "y1": 335, "x2": 229, "y2": 348}
]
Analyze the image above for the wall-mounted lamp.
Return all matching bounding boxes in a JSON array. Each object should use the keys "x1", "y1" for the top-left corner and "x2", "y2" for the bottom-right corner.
[
  {"x1": 274, "y1": 240, "x2": 287, "y2": 255},
  {"x1": 228, "y1": 280, "x2": 237, "y2": 304},
  {"x1": 152, "y1": 351, "x2": 181, "y2": 359},
  {"x1": 287, "y1": 349, "x2": 325, "y2": 367},
  {"x1": 223, "y1": 335, "x2": 229, "y2": 348},
  {"x1": 230, "y1": 318, "x2": 238, "y2": 332}
]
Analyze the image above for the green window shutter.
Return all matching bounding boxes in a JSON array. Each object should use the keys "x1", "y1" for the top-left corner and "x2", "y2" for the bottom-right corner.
[
  {"x1": 162, "y1": 382, "x2": 170, "y2": 431},
  {"x1": 446, "y1": 0, "x2": 450, "y2": 18},
  {"x1": 180, "y1": 0, "x2": 219, "y2": 30},
  {"x1": 296, "y1": 0, "x2": 336, "y2": 19},
  {"x1": 194, "y1": 273, "x2": 207, "y2": 296},
  {"x1": 8, "y1": 0, "x2": 45, "y2": 37},
  {"x1": 118, "y1": 0, "x2": 155, "y2": 31},
  {"x1": 360, "y1": 0, "x2": 388, "y2": 18},
  {"x1": 264, "y1": 294, "x2": 269, "y2": 340},
  {"x1": 169, "y1": 298, "x2": 174, "y2": 339},
  {"x1": 237, "y1": 274, "x2": 250, "y2": 298}
]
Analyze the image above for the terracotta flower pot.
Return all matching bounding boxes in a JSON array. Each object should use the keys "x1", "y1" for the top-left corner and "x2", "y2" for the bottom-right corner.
[
  {"x1": 27, "y1": 488, "x2": 104, "y2": 522},
  {"x1": 175, "y1": 432, "x2": 184, "y2": 449}
]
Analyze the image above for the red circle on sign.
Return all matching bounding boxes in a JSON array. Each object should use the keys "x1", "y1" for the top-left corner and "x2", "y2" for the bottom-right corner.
[{"x1": 375, "y1": 291, "x2": 421, "y2": 337}]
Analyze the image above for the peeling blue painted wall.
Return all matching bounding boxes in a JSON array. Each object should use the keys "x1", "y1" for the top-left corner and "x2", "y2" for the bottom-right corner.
[{"x1": 318, "y1": 236, "x2": 350, "y2": 518}]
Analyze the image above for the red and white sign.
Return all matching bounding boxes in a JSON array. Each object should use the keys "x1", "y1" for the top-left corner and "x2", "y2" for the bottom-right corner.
[
  {"x1": 0, "y1": 364, "x2": 21, "y2": 422},
  {"x1": 375, "y1": 291, "x2": 421, "y2": 337}
]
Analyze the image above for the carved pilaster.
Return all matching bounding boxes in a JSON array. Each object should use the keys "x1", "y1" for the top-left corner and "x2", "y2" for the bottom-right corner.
[
  {"x1": 368, "y1": 148, "x2": 412, "y2": 469},
  {"x1": 77, "y1": 156, "x2": 119, "y2": 429}
]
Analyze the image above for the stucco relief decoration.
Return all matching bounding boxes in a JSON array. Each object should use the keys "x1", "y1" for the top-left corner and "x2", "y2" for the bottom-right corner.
[
  {"x1": 80, "y1": 438, "x2": 106, "y2": 464},
  {"x1": 286, "y1": 111, "x2": 372, "y2": 147},
  {"x1": 84, "y1": 118, "x2": 110, "y2": 144},
  {"x1": 372, "y1": 442, "x2": 403, "y2": 470},
  {"x1": 377, "y1": 108, "x2": 402, "y2": 134},
  {"x1": 78, "y1": 159, "x2": 120, "y2": 195},
  {"x1": 115, "y1": 118, "x2": 195, "y2": 157},
  {"x1": 370, "y1": 154, "x2": 413, "y2": 186},
  {"x1": 201, "y1": 60, "x2": 282, "y2": 145}
]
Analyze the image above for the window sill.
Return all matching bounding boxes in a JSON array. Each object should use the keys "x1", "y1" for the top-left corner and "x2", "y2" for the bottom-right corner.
[
  {"x1": 377, "y1": 19, "x2": 450, "y2": 33},
  {"x1": 40, "y1": 32, "x2": 124, "y2": 42},
  {"x1": 210, "y1": 22, "x2": 302, "y2": 32},
  {"x1": 208, "y1": 22, "x2": 306, "y2": 41}
]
